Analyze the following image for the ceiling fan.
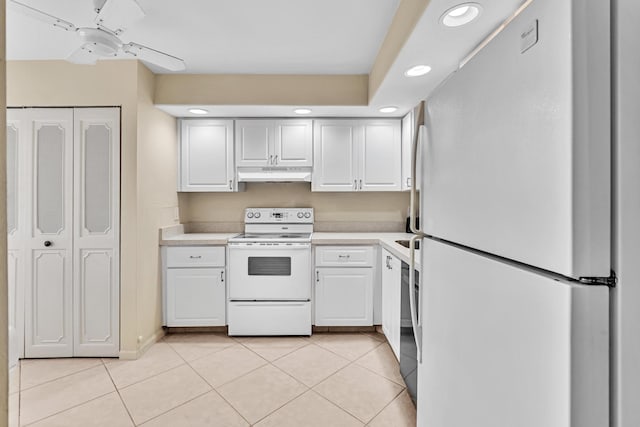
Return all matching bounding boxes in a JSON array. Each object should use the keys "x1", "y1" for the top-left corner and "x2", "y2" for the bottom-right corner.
[{"x1": 9, "y1": 0, "x2": 186, "y2": 71}]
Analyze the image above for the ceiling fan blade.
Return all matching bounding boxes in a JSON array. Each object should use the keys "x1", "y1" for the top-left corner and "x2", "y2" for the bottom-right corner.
[
  {"x1": 67, "y1": 45, "x2": 99, "y2": 65},
  {"x1": 9, "y1": 0, "x2": 76, "y2": 31},
  {"x1": 95, "y1": 0, "x2": 145, "y2": 34},
  {"x1": 122, "y1": 42, "x2": 186, "y2": 72}
]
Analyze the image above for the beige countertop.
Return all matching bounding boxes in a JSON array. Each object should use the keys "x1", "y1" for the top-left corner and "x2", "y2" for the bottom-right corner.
[
  {"x1": 160, "y1": 228, "x2": 421, "y2": 267},
  {"x1": 160, "y1": 233, "x2": 240, "y2": 246}
]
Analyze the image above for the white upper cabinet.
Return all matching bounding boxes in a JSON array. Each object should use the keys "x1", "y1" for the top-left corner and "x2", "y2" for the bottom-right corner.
[
  {"x1": 312, "y1": 120, "x2": 358, "y2": 191},
  {"x1": 235, "y1": 120, "x2": 271, "y2": 166},
  {"x1": 401, "y1": 107, "x2": 422, "y2": 191},
  {"x1": 236, "y1": 119, "x2": 312, "y2": 167},
  {"x1": 313, "y1": 119, "x2": 401, "y2": 192},
  {"x1": 360, "y1": 120, "x2": 402, "y2": 191},
  {"x1": 179, "y1": 119, "x2": 236, "y2": 192}
]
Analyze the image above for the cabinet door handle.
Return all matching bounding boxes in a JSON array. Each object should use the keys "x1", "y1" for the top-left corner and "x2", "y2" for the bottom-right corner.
[
  {"x1": 386, "y1": 255, "x2": 391, "y2": 269},
  {"x1": 316, "y1": 270, "x2": 320, "y2": 282},
  {"x1": 269, "y1": 154, "x2": 274, "y2": 165},
  {"x1": 407, "y1": 177, "x2": 411, "y2": 187},
  {"x1": 359, "y1": 179, "x2": 363, "y2": 190},
  {"x1": 354, "y1": 179, "x2": 357, "y2": 190},
  {"x1": 229, "y1": 180, "x2": 233, "y2": 190},
  {"x1": 189, "y1": 255, "x2": 202, "y2": 259},
  {"x1": 274, "y1": 155, "x2": 278, "y2": 164},
  {"x1": 221, "y1": 271, "x2": 224, "y2": 282}
]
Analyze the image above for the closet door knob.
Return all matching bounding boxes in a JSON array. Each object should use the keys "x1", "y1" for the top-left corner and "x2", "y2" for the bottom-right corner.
[{"x1": 44, "y1": 240, "x2": 52, "y2": 247}]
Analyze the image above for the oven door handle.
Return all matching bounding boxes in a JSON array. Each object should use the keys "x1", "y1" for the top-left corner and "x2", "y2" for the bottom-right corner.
[{"x1": 227, "y1": 244, "x2": 311, "y2": 250}]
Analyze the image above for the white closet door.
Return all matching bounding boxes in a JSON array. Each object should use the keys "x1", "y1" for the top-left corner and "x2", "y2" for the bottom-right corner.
[
  {"x1": 7, "y1": 110, "x2": 26, "y2": 365},
  {"x1": 25, "y1": 109, "x2": 74, "y2": 358},
  {"x1": 73, "y1": 108, "x2": 120, "y2": 357}
]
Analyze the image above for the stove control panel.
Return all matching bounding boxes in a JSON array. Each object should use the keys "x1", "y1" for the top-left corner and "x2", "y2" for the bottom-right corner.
[{"x1": 244, "y1": 208, "x2": 314, "y2": 224}]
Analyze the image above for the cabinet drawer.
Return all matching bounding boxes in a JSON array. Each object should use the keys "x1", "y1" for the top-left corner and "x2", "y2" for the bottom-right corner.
[
  {"x1": 315, "y1": 246, "x2": 374, "y2": 267},
  {"x1": 166, "y1": 246, "x2": 225, "y2": 268}
]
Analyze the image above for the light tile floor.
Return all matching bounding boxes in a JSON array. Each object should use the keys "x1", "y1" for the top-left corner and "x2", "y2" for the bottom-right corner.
[{"x1": 9, "y1": 332, "x2": 417, "y2": 427}]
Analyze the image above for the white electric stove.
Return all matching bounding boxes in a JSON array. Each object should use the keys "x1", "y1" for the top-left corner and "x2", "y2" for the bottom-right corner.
[{"x1": 227, "y1": 208, "x2": 313, "y2": 335}]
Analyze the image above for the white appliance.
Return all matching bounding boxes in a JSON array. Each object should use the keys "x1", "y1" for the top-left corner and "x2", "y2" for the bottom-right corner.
[
  {"x1": 236, "y1": 167, "x2": 312, "y2": 183},
  {"x1": 408, "y1": 0, "x2": 612, "y2": 426},
  {"x1": 227, "y1": 208, "x2": 313, "y2": 335}
]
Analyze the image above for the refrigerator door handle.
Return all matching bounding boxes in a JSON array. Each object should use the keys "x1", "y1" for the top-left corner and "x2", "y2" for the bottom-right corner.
[
  {"x1": 409, "y1": 234, "x2": 423, "y2": 363},
  {"x1": 410, "y1": 103, "x2": 426, "y2": 237}
]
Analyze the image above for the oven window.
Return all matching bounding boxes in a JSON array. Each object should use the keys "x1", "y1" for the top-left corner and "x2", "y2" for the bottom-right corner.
[{"x1": 248, "y1": 257, "x2": 292, "y2": 276}]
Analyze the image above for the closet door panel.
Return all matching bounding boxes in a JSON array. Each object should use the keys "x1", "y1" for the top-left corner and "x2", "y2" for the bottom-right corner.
[
  {"x1": 25, "y1": 109, "x2": 74, "y2": 358},
  {"x1": 73, "y1": 108, "x2": 120, "y2": 357}
]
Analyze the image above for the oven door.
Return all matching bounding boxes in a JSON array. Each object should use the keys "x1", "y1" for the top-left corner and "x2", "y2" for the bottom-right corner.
[{"x1": 228, "y1": 243, "x2": 311, "y2": 300}]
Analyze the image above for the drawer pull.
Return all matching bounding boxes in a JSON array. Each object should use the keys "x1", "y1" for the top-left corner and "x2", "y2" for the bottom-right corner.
[
  {"x1": 338, "y1": 254, "x2": 351, "y2": 259},
  {"x1": 189, "y1": 255, "x2": 202, "y2": 259}
]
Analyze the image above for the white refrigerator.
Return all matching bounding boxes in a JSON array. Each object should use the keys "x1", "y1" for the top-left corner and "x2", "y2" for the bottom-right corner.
[{"x1": 409, "y1": 0, "x2": 612, "y2": 426}]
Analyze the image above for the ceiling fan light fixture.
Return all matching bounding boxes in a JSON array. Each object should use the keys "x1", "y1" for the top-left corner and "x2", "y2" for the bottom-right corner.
[{"x1": 77, "y1": 28, "x2": 120, "y2": 56}]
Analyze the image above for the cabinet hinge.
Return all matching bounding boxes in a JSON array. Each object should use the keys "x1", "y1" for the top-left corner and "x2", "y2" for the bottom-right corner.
[{"x1": 578, "y1": 271, "x2": 617, "y2": 287}]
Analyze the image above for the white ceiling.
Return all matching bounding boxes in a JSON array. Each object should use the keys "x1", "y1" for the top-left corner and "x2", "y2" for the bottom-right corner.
[
  {"x1": 7, "y1": 0, "x2": 527, "y2": 117},
  {"x1": 7, "y1": 0, "x2": 401, "y2": 74}
]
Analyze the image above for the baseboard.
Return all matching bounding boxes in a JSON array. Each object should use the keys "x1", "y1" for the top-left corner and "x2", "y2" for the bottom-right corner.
[
  {"x1": 118, "y1": 328, "x2": 166, "y2": 360},
  {"x1": 312, "y1": 325, "x2": 379, "y2": 333},
  {"x1": 165, "y1": 326, "x2": 228, "y2": 334}
]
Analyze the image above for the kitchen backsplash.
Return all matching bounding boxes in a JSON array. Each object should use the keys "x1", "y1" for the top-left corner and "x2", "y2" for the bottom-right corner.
[{"x1": 178, "y1": 182, "x2": 410, "y2": 232}]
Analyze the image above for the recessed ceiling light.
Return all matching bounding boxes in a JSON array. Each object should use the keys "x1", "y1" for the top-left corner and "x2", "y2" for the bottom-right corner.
[
  {"x1": 405, "y1": 65, "x2": 432, "y2": 77},
  {"x1": 441, "y1": 3, "x2": 482, "y2": 27},
  {"x1": 188, "y1": 108, "x2": 208, "y2": 115},
  {"x1": 294, "y1": 108, "x2": 312, "y2": 115},
  {"x1": 379, "y1": 106, "x2": 398, "y2": 114}
]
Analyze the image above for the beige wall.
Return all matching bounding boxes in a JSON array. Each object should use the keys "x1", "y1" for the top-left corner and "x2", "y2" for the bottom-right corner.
[
  {"x1": 369, "y1": 0, "x2": 431, "y2": 100},
  {"x1": 6, "y1": 60, "x2": 178, "y2": 358},
  {"x1": 1, "y1": 0, "x2": 8, "y2": 425},
  {"x1": 135, "y1": 65, "x2": 179, "y2": 353},
  {"x1": 155, "y1": 74, "x2": 368, "y2": 106},
  {"x1": 180, "y1": 183, "x2": 409, "y2": 229}
]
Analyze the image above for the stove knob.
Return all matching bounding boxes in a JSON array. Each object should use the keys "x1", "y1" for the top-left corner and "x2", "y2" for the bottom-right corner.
[
  {"x1": 304, "y1": 212, "x2": 311, "y2": 218},
  {"x1": 297, "y1": 212, "x2": 304, "y2": 219},
  {"x1": 247, "y1": 212, "x2": 254, "y2": 218},
  {"x1": 255, "y1": 212, "x2": 261, "y2": 219}
]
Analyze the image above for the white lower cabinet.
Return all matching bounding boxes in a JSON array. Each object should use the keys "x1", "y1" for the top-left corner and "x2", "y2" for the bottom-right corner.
[
  {"x1": 164, "y1": 246, "x2": 226, "y2": 327},
  {"x1": 314, "y1": 246, "x2": 374, "y2": 326},
  {"x1": 381, "y1": 248, "x2": 401, "y2": 360}
]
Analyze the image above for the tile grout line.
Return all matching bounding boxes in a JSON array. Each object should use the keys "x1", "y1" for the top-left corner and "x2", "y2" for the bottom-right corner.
[
  {"x1": 363, "y1": 387, "x2": 408, "y2": 426},
  {"x1": 103, "y1": 342, "x2": 188, "y2": 390},
  {"x1": 309, "y1": 345, "x2": 405, "y2": 425},
  {"x1": 133, "y1": 388, "x2": 214, "y2": 426},
  {"x1": 246, "y1": 359, "x2": 312, "y2": 426},
  {"x1": 312, "y1": 335, "x2": 385, "y2": 364},
  {"x1": 18, "y1": 360, "x2": 103, "y2": 393},
  {"x1": 102, "y1": 357, "x2": 141, "y2": 426},
  {"x1": 352, "y1": 344, "x2": 408, "y2": 387},
  {"x1": 183, "y1": 362, "x2": 253, "y2": 426},
  {"x1": 164, "y1": 340, "x2": 238, "y2": 364},
  {"x1": 236, "y1": 338, "x2": 311, "y2": 364},
  {"x1": 20, "y1": 364, "x2": 117, "y2": 427},
  {"x1": 307, "y1": 388, "x2": 368, "y2": 427}
]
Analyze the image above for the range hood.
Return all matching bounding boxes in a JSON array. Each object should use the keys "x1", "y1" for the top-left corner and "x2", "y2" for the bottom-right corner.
[{"x1": 237, "y1": 167, "x2": 312, "y2": 183}]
